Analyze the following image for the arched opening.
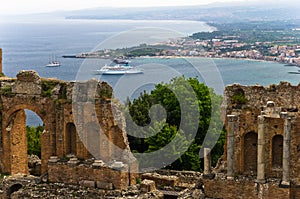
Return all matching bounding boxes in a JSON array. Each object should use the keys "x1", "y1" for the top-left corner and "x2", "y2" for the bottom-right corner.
[
  {"x1": 5, "y1": 109, "x2": 44, "y2": 176},
  {"x1": 7, "y1": 183, "x2": 23, "y2": 197},
  {"x1": 244, "y1": 132, "x2": 258, "y2": 174},
  {"x1": 272, "y1": 135, "x2": 283, "y2": 168},
  {"x1": 26, "y1": 110, "x2": 44, "y2": 157},
  {"x1": 86, "y1": 122, "x2": 100, "y2": 159},
  {"x1": 26, "y1": 110, "x2": 44, "y2": 176},
  {"x1": 66, "y1": 123, "x2": 77, "y2": 155}
]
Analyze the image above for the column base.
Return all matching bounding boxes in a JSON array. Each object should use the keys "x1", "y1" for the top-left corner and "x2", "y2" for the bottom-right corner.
[
  {"x1": 203, "y1": 173, "x2": 215, "y2": 179},
  {"x1": 280, "y1": 181, "x2": 290, "y2": 188},
  {"x1": 255, "y1": 179, "x2": 266, "y2": 184}
]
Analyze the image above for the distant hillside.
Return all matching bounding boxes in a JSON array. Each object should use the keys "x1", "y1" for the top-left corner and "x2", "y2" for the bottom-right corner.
[{"x1": 64, "y1": 1, "x2": 300, "y2": 24}]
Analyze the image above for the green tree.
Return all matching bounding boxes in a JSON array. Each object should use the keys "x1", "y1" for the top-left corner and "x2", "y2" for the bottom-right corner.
[
  {"x1": 27, "y1": 125, "x2": 44, "y2": 157},
  {"x1": 126, "y1": 76, "x2": 225, "y2": 171}
]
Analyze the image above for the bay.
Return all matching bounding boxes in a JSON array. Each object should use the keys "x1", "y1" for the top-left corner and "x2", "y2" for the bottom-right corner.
[{"x1": 0, "y1": 18, "x2": 299, "y2": 125}]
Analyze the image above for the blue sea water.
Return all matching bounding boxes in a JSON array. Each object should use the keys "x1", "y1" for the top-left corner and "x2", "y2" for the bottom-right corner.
[{"x1": 0, "y1": 18, "x2": 299, "y2": 125}]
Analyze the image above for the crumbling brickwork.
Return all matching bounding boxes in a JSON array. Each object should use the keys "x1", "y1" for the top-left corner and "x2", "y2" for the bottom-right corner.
[
  {"x1": 0, "y1": 70, "x2": 138, "y2": 189},
  {"x1": 203, "y1": 177, "x2": 290, "y2": 199},
  {"x1": 203, "y1": 82, "x2": 300, "y2": 198},
  {"x1": 48, "y1": 158, "x2": 130, "y2": 190}
]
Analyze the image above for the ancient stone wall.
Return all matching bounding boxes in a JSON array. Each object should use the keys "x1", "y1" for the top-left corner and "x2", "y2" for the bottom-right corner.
[
  {"x1": 0, "y1": 48, "x2": 2, "y2": 74},
  {"x1": 223, "y1": 82, "x2": 300, "y2": 116},
  {"x1": 203, "y1": 177, "x2": 290, "y2": 199},
  {"x1": 155, "y1": 169, "x2": 201, "y2": 184},
  {"x1": 205, "y1": 82, "x2": 300, "y2": 198},
  {"x1": 221, "y1": 82, "x2": 300, "y2": 178},
  {"x1": 47, "y1": 158, "x2": 130, "y2": 190},
  {"x1": 0, "y1": 70, "x2": 138, "y2": 189}
]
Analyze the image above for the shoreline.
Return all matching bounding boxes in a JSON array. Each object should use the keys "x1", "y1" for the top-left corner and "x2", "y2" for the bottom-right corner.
[
  {"x1": 62, "y1": 54, "x2": 299, "y2": 67},
  {"x1": 137, "y1": 55, "x2": 296, "y2": 66}
]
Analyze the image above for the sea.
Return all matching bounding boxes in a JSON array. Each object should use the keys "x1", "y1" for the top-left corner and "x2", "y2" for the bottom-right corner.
[{"x1": 0, "y1": 18, "x2": 299, "y2": 125}]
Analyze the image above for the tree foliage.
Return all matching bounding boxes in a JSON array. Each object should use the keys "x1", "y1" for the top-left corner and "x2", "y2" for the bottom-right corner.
[
  {"x1": 26, "y1": 125, "x2": 44, "y2": 157},
  {"x1": 125, "y1": 76, "x2": 225, "y2": 171}
]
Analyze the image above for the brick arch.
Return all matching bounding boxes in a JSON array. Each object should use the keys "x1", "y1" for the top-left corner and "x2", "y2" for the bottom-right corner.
[
  {"x1": 0, "y1": 70, "x2": 138, "y2": 187},
  {"x1": 4, "y1": 104, "x2": 46, "y2": 128},
  {"x1": 2, "y1": 105, "x2": 47, "y2": 175},
  {"x1": 243, "y1": 131, "x2": 258, "y2": 174}
]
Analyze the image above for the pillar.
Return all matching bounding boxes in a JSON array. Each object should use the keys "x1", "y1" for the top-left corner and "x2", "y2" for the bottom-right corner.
[
  {"x1": 204, "y1": 148, "x2": 211, "y2": 176},
  {"x1": 227, "y1": 115, "x2": 237, "y2": 179},
  {"x1": 281, "y1": 112, "x2": 291, "y2": 186},
  {"x1": 0, "y1": 48, "x2": 2, "y2": 74},
  {"x1": 10, "y1": 110, "x2": 29, "y2": 175},
  {"x1": 257, "y1": 115, "x2": 266, "y2": 183}
]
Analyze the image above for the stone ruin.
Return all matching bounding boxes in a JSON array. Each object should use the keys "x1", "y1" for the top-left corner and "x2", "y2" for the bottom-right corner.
[
  {"x1": 0, "y1": 70, "x2": 138, "y2": 191},
  {"x1": 2, "y1": 69, "x2": 300, "y2": 199},
  {"x1": 0, "y1": 70, "x2": 205, "y2": 199},
  {"x1": 202, "y1": 82, "x2": 300, "y2": 198}
]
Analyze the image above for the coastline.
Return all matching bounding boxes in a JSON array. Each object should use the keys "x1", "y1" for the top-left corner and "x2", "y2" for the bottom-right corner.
[
  {"x1": 137, "y1": 55, "x2": 294, "y2": 66},
  {"x1": 62, "y1": 51, "x2": 299, "y2": 67},
  {"x1": 63, "y1": 54, "x2": 296, "y2": 67}
]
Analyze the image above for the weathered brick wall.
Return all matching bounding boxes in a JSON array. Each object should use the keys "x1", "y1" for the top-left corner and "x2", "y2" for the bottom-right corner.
[
  {"x1": 203, "y1": 178, "x2": 290, "y2": 199},
  {"x1": 1, "y1": 77, "x2": 60, "y2": 174},
  {"x1": 0, "y1": 70, "x2": 138, "y2": 190},
  {"x1": 48, "y1": 160, "x2": 129, "y2": 190},
  {"x1": 289, "y1": 118, "x2": 300, "y2": 184},
  {"x1": 206, "y1": 82, "x2": 300, "y2": 198},
  {"x1": 141, "y1": 173, "x2": 179, "y2": 187},
  {"x1": 222, "y1": 82, "x2": 300, "y2": 178},
  {"x1": 155, "y1": 169, "x2": 202, "y2": 184},
  {"x1": 223, "y1": 82, "x2": 300, "y2": 116}
]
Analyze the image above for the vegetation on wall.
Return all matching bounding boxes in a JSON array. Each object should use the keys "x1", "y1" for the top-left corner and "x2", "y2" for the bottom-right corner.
[
  {"x1": 41, "y1": 80, "x2": 57, "y2": 97},
  {"x1": 231, "y1": 90, "x2": 247, "y2": 105},
  {"x1": 58, "y1": 83, "x2": 67, "y2": 100},
  {"x1": 98, "y1": 86, "x2": 113, "y2": 99},
  {"x1": 0, "y1": 85, "x2": 15, "y2": 97}
]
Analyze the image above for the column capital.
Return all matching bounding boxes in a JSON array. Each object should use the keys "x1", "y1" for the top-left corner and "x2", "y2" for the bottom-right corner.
[
  {"x1": 280, "y1": 112, "x2": 289, "y2": 119},
  {"x1": 280, "y1": 112, "x2": 295, "y2": 120},
  {"x1": 227, "y1": 114, "x2": 238, "y2": 122},
  {"x1": 258, "y1": 115, "x2": 265, "y2": 124}
]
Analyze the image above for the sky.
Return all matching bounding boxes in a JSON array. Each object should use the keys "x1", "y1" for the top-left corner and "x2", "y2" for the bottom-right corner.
[{"x1": 0, "y1": 0, "x2": 250, "y2": 15}]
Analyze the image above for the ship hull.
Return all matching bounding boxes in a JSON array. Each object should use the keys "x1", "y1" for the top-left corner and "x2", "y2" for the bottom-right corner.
[{"x1": 94, "y1": 70, "x2": 143, "y2": 75}]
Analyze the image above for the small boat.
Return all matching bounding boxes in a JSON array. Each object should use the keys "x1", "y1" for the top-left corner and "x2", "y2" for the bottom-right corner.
[
  {"x1": 46, "y1": 56, "x2": 61, "y2": 67},
  {"x1": 284, "y1": 63, "x2": 298, "y2": 67},
  {"x1": 113, "y1": 58, "x2": 131, "y2": 64},
  {"x1": 94, "y1": 64, "x2": 143, "y2": 75},
  {"x1": 288, "y1": 70, "x2": 300, "y2": 74},
  {"x1": 62, "y1": 55, "x2": 77, "y2": 58}
]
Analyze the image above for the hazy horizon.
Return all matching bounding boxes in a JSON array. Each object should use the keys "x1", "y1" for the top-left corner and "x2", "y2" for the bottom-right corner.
[{"x1": 0, "y1": 0, "x2": 269, "y2": 16}]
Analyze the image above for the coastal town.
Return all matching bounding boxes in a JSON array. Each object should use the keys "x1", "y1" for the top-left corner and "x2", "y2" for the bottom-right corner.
[{"x1": 66, "y1": 26, "x2": 300, "y2": 67}]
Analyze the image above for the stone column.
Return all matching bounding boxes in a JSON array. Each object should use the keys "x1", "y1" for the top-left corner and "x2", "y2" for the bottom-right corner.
[
  {"x1": 227, "y1": 115, "x2": 237, "y2": 179},
  {"x1": 257, "y1": 115, "x2": 266, "y2": 183},
  {"x1": 204, "y1": 148, "x2": 211, "y2": 176},
  {"x1": 10, "y1": 110, "x2": 29, "y2": 175},
  {"x1": 0, "y1": 48, "x2": 2, "y2": 74},
  {"x1": 281, "y1": 112, "x2": 291, "y2": 186}
]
